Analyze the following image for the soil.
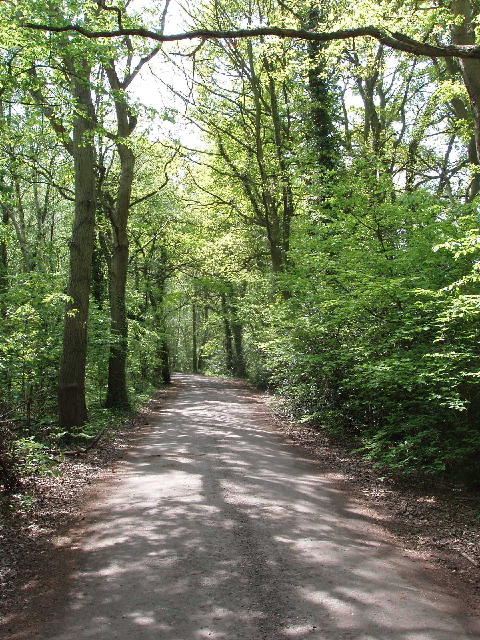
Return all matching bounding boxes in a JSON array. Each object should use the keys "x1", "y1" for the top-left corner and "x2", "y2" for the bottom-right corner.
[
  {"x1": 1, "y1": 376, "x2": 479, "y2": 634},
  {"x1": 274, "y1": 412, "x2": 480, "y2": 612}
]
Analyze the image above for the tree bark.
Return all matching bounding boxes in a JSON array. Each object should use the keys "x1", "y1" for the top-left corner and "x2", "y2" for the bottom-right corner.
[
  {"x1": 221, "y1": 293, "x2": 234, "y2": 374},
  {"x1": 304, "y1": 5, "x2": 338, "y2": 170},
  {"x1": 104, "y1": 63, "x2": 137, "y2": 410},
  {"x1": 0, "y1": 197, "x2": 30, "y2": 273},
  {"x1": 57, "y1": 60, "x2": 96, "y2": 429},
  {"x1": 451, "y1": 0, "x2": 480, "y2": 166},
  {"x1": 192, "y1": 303, "x2": 198, "y2": 373},
  {"x1": 146, "y1": 246, "x2": 171, "y2": 385},
  {"x1": 232, "y1": 321, "x2": 246, "y2": 378},
  {"x1": 156, "y1": 337, "x2": 171, "y2": 384},
  {"x1": 0, "y1": 204, "x2": 8, "y2": 314},
  {"x1": 104, "y1": 143, "x2": 134, "y2": 409},
  {"x1": 197, "y1": 307, "x2": 208, "y2": 372}
]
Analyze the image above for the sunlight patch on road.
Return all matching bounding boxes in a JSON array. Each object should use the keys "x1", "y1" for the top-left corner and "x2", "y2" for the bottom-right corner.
[
  {"x1": 282, "y1": 623, "x2": 319, "y2": 637},
  {"x1": 195, "y1": 629, "x2": 226, "y2": 639},
  {"x1": 297, "y1": 587, "x2": 358, "y2": 617}
]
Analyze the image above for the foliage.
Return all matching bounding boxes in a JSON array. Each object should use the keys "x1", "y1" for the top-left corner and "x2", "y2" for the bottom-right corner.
[
  {"x1": 0, "y1": 274, "x2": 67, "y2": 428},
  {"x1": 2, "y1": 0, "x2": 480, "y2": 492},
  {"x1": 253, "y1": 184, "x2": 480, "y2": 480},
  {"x1": 12, "y1": 437, "x2": 59, "y2": 477}
]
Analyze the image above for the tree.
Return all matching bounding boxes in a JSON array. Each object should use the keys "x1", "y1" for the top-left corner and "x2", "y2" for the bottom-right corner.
[
  {"x1": 2, "y1": 0, "x2": 480, "y2": 486},
  {"x1": 13, "y1": 0, "x2": 170, "y2": 423},
  {"x1": 100, "y1": 44, "x2": 161, "y2": 409},
  {"x1": 451, "y1": 0, "x2": 480, "y2": 194},
  {"x1": 24, "y1": 3, "x2": 480, "y2": 163},
  {"x1": 57, "y1": 55, "x2": 97, "y2": 428},
  {"x1": 173, "y1": 0, "x2": 305, "y2": 291}
]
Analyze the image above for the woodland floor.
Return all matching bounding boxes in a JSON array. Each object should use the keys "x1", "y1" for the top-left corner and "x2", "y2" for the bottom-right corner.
[{"x1": 1, "y1": 376, "x2": 479, "y2": 633}]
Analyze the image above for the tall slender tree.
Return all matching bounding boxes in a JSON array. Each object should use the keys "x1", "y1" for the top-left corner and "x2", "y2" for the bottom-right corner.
[{"x1": 57, "y1": 56, "x2": 97, "y2": 428}]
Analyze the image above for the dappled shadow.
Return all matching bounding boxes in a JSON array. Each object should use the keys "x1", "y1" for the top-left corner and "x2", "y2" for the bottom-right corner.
[{"x1": 12, "y1": 375, "x2": 480, "y2": 639}]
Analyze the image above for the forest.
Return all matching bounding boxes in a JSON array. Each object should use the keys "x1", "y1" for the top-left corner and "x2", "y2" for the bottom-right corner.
[{"x1": 1, "y1": 0, "x2": 480, "y2": 494}]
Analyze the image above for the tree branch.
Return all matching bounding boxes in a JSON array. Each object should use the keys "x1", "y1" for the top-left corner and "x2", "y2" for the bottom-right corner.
[{"x1": 22, "y1": 23, "x2": 480, "y2": 59}]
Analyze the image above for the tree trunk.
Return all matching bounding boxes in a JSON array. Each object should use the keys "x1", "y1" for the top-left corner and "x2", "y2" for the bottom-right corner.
[
  {"x1": 192, "y1": 303, "x2": 198, "y2": 373},
  {"x1": 104, "y1": 143, "x2": 134, "y2": 410},
  {"x1": 145, "y1": 246, "x2": 171, "y2": 385},
  {"x1": 0, "y1": 205, "x2": 8, "y2": 313},
  {"x1": 91, "y1": 233, "x2": 107, "y2": 308},
  {"x1": 221, "y1": 293, "x2": 234, "y2": 374},
  {"x1": 467, "y1": 136, "x2": 480, "y2": 199},
  {"x1": 156, "y1": 337, "x2": 171, "y2": 384},
  {"x1": 232, "y1": 321, "x2": 246, "y2": 378},
  {"x1": 305, "y1": 5, "x2": 338, "y2": 170},
  {"x1": 452, "y1": 0, "x2": 480, "y2": 166},
  {"x1": 57, "y1": 61, "x2": 96, "y2": 429},
  {"x1": 0, "y1": 428, "x2": 22, "y2": 494},
  {"x1": 1, "y1": 201, "x2": 30, "y2": 273},
  {"x1": 197, "y1": 307, "x2": 208, "y2": 372},
  {"x1": 104, "y1": 62, "x2": 138, "y2": 410}
]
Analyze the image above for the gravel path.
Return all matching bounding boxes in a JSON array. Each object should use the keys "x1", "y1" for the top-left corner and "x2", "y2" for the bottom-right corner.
[{"x1": 10, "y1": 374, "x2": 480, "y2": 640}]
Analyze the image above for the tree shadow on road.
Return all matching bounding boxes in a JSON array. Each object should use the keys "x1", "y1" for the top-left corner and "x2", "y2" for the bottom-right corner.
[{"x1": 6, "y1": 375, "x2": 480, "y2": 640}]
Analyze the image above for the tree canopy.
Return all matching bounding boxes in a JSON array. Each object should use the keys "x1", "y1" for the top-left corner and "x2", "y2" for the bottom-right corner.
[{"x1": 1, "y1": 0, "x2": 480, "y2": 492}]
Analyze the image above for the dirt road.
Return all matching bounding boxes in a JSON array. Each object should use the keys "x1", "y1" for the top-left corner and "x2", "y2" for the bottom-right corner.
[{"x1": 15, "y1": 375, "x2": 480, "y2": 639}]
